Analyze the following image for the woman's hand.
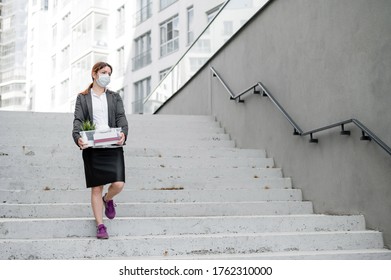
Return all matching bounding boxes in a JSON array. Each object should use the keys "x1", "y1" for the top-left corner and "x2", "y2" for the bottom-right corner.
[
  {"x1": 117, "y1": 132, "x2": 125, "y2": 146},
  {"x1": 78, "y1": 137, "x2": 88, "y2": 150}
]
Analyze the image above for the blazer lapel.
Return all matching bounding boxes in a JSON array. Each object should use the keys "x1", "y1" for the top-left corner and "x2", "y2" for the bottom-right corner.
[
  {"x1": 106, "y1": 91, "x2": 114, "y2": 127},
  {"x1": 86, "y1": 91, "x2": 93, "y2": 122}
]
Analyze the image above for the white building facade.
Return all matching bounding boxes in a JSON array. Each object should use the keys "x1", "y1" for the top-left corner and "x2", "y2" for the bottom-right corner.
[
  {"x1": 126, "y1": 0, "x2": 224, "y2": 113},
  {"x1": 0, "y1": 0, "x2": 225, "y2": 113},
  {"x1": 0, "y1": 0, "x2": 29, "y2": 111}
]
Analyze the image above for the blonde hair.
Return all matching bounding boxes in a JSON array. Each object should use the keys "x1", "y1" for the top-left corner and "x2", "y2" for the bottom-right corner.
[{"x1": 81, "y1": 61, "x2": 113, "y2": 95}]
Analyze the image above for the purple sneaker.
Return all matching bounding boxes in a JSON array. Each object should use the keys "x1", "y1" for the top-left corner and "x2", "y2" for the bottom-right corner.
[
  {"x1": 96, "y1": 224, "x2": 109, "y2": 239},
  {"x1": 103, "y1": 194, "x2": 116, "y2": 219}
]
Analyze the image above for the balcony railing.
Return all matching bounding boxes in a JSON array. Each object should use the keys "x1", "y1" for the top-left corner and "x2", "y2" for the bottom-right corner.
[
  {"x1": 134, "y1": 2, "x2": 152, "y2": 26},
  {"x1": 132, "y1": 49, "x2": 152, "y2": 71},
  {"x1": 132, "y1": 99, "x2": 145, "y2": 114}
]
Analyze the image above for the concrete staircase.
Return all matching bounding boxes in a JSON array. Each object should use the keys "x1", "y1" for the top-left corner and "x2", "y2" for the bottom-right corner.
[{"x1": 0, "y1": 111, "x2": 390, "y2": 259}]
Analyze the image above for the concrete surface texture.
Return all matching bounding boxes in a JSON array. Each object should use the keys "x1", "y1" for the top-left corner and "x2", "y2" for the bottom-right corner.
[
  {"x1": 0, "y1": 111, "x2": 390, "y2": 259},
  {"x1": 157, "y1": 0, "x2": 391, "y2": 248}
]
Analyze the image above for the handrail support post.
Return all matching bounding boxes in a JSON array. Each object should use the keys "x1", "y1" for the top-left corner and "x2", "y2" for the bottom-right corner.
[
  {"x1": 360, "y1": 131, "x2": 371, "y2": 141},
  {"x1": 309, "y1": 133, "x2": 319, "y2": 143},
  {"x1": 340, "y1": 124, "x2": 351, "y2": 136}
]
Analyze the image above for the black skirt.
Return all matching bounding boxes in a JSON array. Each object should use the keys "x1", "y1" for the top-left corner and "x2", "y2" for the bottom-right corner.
[{"x1": 82, "y1": 147, "x2": 125, "y2": 188}]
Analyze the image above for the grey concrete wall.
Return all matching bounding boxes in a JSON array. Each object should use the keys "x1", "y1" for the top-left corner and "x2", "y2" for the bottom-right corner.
[{"x1": 157, "y1": 0, "x2": 391, "y2": 248}]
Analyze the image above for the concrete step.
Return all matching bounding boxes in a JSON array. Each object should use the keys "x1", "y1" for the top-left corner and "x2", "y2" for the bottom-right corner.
[
  {"x1": 0, "y1": 137, "x2": 237, "y2": 147},
  {"x1": 2, "y1": 124, "x2": 225, "y2": 132},
  {"x1": 0, "y1": 123, "x2": 223, "y2": 135},
  {"x1": 0, "y1": 145, "x2": 267, "y2": 158},
  {"x1": 128, "y1": 133, "x2": 231, "y2": 141},
  {"x1": 0, "y1": 112, "x2": 216, "y2": 125},
  {"x1": 0, "y1": 128, "x2": 226, "y2": 140},
  {"x1": 0, "y1": 215, "x2": 365, "y2": 239},
  {"x1": 1, "y1": 155, "x2": 274, "y2": 169},
  {"x1": 156, "y1": 249, "x2": 391, "y2": 260},
  {"x1": 0, "y1": 112, "x2": 215, "y2": 123},
  {"x1": 0, "y1": 231, "x2": 384, "y2": 259},
  {"x1": 2, "y1": 131, "x2": 229, "y2": 141},
  {"x1": 0, "y1": 166, "x2": 283, "y2": 180},
  {"x1": 0, "y1": 177, "x2": 293, "y2": 190},
  {"x1": 0, "y1": 201, "x2": 314, "y2": 218},
  {"x1": 0, "y1": 189, "x2": 302, "y2": 204}
]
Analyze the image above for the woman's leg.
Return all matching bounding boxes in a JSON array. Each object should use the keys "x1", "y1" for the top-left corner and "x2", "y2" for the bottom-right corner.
[
  {"x1": 102, "y1": 181, "x2": 124, "y2": 220},
  {"x1": 104, "y1": 181, "x2": 124, "y2": 201},
  {"x1": 91, "y1": 185, "x2": 104, "y2": 226}
]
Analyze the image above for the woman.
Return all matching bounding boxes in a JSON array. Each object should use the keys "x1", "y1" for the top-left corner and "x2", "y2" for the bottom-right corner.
[{"x1": 72, "y1": 61, "x2": 128, "y2": 239}]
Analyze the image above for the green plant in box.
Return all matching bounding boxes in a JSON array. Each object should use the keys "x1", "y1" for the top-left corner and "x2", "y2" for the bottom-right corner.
[{"x1": 81, "y1": 120, "x2": 96, "y2": 131}]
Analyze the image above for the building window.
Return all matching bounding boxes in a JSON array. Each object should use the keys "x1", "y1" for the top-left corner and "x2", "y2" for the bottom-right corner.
[
  {"x1": 94, "y1": 14, "x2": 108, "y2": 48},
  {"x1": 206, "y1": 5, "x2": 221, "y2": 23},
  {"x1": 60, "y1": 78, "x2": 69, "y2": 104},
  {"x1": 223, "y1": 21, "x2": 233, "y2": 36},
  {"x1": 71, "y1": 54, "x2": 93, "y2": 95},
  {"x1": 51, "y1": 55, "x2": 57, "y2": 76},
  {"x1": 62, "y1": 0, "x2": 71, "y2": 8},
  {"x1": 133, "y1": 32, "x2": 151, "y2": 71},
  {"x1": 160, "y1": 0, "x2": 177, "y2": 11},
  {"x1": 52, "y1": 24, "x2": 57, "y2": 46},
  {"x1": 135, "y1": 0, "x2": 152, "y2": 26},
  {"x1": 189, "y1": 57, "x2": 208, "y2": 72},
  {"x1": 117, "y1": 46, "x2": 125, "y2": 76},
  {"x1": 194, "y1": 39, "x2": 211, "y2": 53},
  {"x1": 116, "y1": 5, "x2": 125, "y2": 37},
  {"x1": 133, "y1": 77, "x2": 151, "y2": 114},
  {"x1": 205, "y1": 5, "x2": 223, "y2": 35},
  {"x1": 62, "y1": 12, "x2": 71, "y2": 38},
  {"x1": 42, "y1": 0, "x2": 49, "y2": 10},
  {"x1": 72, "y1": 14, "x2": 92, "y2": 59},
  {"x1": 160, "y1": 15, "x2": 179, "y2": 57},
  {"x1": 61, "y1": 45, "x2": 70, "y2": 71},
  {"x1": 159, "y1": 67, "x2": 172, "y2": 81},
  {"x1": 51, "y1": 86, "x2": 56, "y2": 106},
  {"x1": 30, "y1": 28, "x2": 35, "y2": 41},
  {"x1": 187, "y1": 6, "x2": 194, "y2": 45}
]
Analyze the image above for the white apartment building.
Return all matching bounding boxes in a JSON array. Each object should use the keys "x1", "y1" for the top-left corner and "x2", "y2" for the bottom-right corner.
[
  {"x1": 51, "y1": 0, "x2": 225, "y2": 113},
  {"x1": 0, "y1": 0, "x2": 29, "y2": 111},
  {"x1": 1, "y1": 0, "x2": 225, "y2": 113},
  {"x1": 125, "y1": 0, "x2": 225, "y2": 114},
  {"x1": 26, "y1": 0, "x2": 50, "y2": 112},
  {"x1": 46, "y1": 0, "x2": 226, "y2": 113},
  {"x1": 50, "y1": 0, "x2": 127, "y2": 112}
]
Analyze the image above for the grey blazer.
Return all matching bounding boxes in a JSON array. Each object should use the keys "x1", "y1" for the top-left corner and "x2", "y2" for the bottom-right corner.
[{"x1": 72, "y1": 89, "x2": 128, "y2": 146}]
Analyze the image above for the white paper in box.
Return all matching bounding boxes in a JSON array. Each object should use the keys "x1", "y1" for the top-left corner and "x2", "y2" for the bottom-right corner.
[
  {"x1": 94, "y1": 128, "x2": 121, "y2": 146},
  {"x1": 80, "y1": 128, "x2": 121, "y2": 148}
]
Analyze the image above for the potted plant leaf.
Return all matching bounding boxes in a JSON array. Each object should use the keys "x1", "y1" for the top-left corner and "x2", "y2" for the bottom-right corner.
[{"x1": 80, "y1": 120, "x2": 96, "y2": 147}]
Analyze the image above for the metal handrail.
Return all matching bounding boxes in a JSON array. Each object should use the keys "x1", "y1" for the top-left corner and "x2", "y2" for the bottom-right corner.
[{"x1": 210, "y1": 66, "x2": 391, "y2": 156}]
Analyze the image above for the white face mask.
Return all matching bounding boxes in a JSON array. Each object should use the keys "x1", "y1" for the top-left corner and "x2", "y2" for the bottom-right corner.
[{"x1": 96, "y1": 73, "x2": 110, "y2": 88}]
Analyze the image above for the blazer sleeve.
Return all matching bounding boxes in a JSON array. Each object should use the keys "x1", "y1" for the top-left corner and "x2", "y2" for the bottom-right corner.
[
  {"x1": 115, "y1": 94, "x2": 129, "y2": 142},
  {"x1": 72, "y1": 94, "x2": 85, "y2": 146}
]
